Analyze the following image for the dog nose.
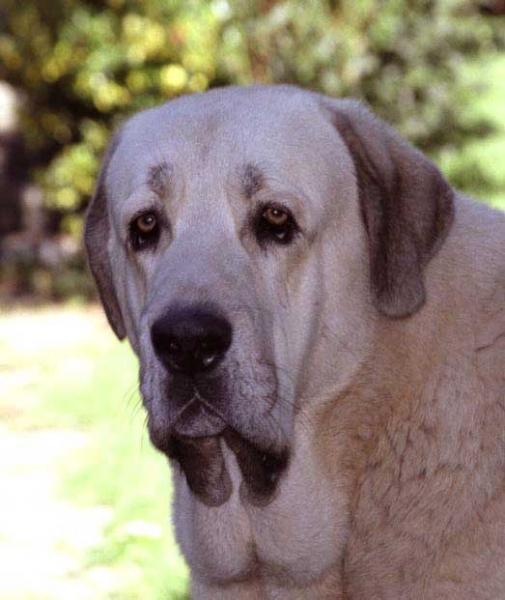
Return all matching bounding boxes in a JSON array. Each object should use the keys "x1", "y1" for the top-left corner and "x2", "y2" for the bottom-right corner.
[{"x1": 151, "y1": 308, "x2": 232, "y2": 374}]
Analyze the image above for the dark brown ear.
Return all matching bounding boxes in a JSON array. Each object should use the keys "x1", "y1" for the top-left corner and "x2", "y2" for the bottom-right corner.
[
  {"x1": 327, "y1": 100, "x2": 454, "y2": 318},
  {"x1": 84, "y1": 133, "x2": 126, "y2": 340}
]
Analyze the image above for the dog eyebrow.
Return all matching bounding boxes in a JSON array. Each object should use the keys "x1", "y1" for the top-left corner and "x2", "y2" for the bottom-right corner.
[
  {"x1": 241, "y1": 163, "x2": 265, "y2": 199},
  {"x1": 146, "y1": 161, "x2": 172, "y2": 197}
]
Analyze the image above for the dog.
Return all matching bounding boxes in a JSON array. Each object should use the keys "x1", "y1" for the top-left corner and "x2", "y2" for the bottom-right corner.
[{"x1": 85, "y1": 85, "x2": 505, "y2": 599}]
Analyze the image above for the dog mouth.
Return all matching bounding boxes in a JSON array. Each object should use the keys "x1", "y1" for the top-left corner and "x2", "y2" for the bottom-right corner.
[
  {"x1": 158, "y1": 424, "x2": 290, "y2": 507},
  {"x1": 143, "y1": 367, "x2": 290, "y2": 506},
  {"x1": 171, "y1": 394, "x2": 228, "y2": 438},
  {"x1": 146, "y1": 392, "x2": 227, "y2": 455},
  {"x1": 145, "y1": 385, "x2": 290, "y2": 507}
]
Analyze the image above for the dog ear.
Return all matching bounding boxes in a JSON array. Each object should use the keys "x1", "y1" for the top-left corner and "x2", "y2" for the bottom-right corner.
[
  {"x1": 84, "y1": 133, "x2": 126, "y2": 340},
  {"x1": 326, "y1": 100, "x2": 454, "y2": 318}
]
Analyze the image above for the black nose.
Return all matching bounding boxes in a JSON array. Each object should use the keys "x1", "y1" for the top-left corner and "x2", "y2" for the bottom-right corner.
[{"x1": 151, "y1": 307, "x2": 232, "y2": 375}]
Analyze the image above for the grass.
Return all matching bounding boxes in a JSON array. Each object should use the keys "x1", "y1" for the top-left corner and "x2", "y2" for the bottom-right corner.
[{"x1": 0, "y1": 306, "x2": 189, "y2": 600}]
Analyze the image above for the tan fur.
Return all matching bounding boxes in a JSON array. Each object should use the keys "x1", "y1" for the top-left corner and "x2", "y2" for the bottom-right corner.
[{"x1": 85, "y1": 85, "x2": 505, "y2": 599}]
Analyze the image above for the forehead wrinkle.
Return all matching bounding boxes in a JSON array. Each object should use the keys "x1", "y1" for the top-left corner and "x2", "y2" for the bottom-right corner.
[
  {"x1": 146, "y1": 160, "x2": 172, "y2": 198},
  {"x1": 240, "y1": 162, "x2": 265, "y2": 200}
]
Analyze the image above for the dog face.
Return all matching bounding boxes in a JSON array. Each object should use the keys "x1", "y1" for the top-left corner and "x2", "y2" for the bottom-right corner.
[{"x1": 85, "y1": 85, "x2": 453, "y2": 504}]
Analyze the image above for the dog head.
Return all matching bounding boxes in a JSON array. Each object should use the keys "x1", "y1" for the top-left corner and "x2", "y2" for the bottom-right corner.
[{"x1": 85, "y1": 86, "x2": 453, "y2": 503}]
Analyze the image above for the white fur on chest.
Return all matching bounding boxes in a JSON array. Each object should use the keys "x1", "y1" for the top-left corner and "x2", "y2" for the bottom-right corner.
[{"x1": 172, "y1": 428, "x2": 349, "y2": 587}]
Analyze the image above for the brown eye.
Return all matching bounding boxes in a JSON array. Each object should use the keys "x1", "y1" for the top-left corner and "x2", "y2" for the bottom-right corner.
[
  {"x1": 129, "y1": 211, "x2": 160, "y2": 251},
  {"x1": 254, "y1": 203, "x2": 299, "y2": 246},
  {"x1": 263, "y1": 206, "x2": 289, "y2": 227},
  {"x1": 136, "y1": 213, "x2": 157, "y2": 233}
]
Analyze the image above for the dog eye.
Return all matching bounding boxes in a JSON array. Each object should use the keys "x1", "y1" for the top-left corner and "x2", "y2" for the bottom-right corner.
[
  {"x1": 263, "y1": 206, "x2": 289, "y2": 227},
  {"x1": 129, "y1": 212, "x2": 160, "y2": 251},
  {"x1": 255, "y1": 204, "x2": 298, "y2": 245}
]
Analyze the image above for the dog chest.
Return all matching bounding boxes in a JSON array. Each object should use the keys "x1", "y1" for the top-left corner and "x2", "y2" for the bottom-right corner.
[{"x1": 171, "y1": 434, "x2": 348, "y2": 587}]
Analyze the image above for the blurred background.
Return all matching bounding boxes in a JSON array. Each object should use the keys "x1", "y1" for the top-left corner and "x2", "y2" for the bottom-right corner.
[{"x1": 0, "y1": 0, "x2": 504, "y2": 598}]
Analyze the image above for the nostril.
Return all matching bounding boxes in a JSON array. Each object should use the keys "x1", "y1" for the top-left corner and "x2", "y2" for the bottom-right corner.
[
  {"x1": 150, "y1": 307, "x2": 233, "y2": 374},
  {"x1": 202, "y1": 354, "x2": 217, "y2": 368},
  {"x1": 162, "y1": 338, "x2": 184, "y2": 371},
  {"x1": 195, "y1": 333, "x2": 230, "y2": 370},
  {"x1": 167, "y1": 339, "x2": 181, "y2": 354}
]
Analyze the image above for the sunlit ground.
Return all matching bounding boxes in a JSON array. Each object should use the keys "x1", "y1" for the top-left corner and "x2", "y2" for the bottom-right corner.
[{"x1": 0, "y1": 306, "x2": 189, "y2": 600}]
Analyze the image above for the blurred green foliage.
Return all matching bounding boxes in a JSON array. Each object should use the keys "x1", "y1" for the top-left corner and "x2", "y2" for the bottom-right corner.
[{"x1": 0, "y1": 0, "x2": 504, "y2": 248}]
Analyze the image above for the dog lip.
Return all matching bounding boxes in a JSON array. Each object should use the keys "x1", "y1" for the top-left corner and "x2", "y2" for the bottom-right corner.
[
  {"x1": 172, "y1": 401, "x2": 227, "y2": 438},
  {"x1": 147, "y1": 407, "x2": 226, "y2": 457}
]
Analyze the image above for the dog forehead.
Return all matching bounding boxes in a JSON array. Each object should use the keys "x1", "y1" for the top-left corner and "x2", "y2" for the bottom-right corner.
[
  {"x1": 125, "y1": 85, "x2": 322, "y2": 140},
  {"x1": 106, "y1": 86, "x2": 346, "y2": 197}
]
